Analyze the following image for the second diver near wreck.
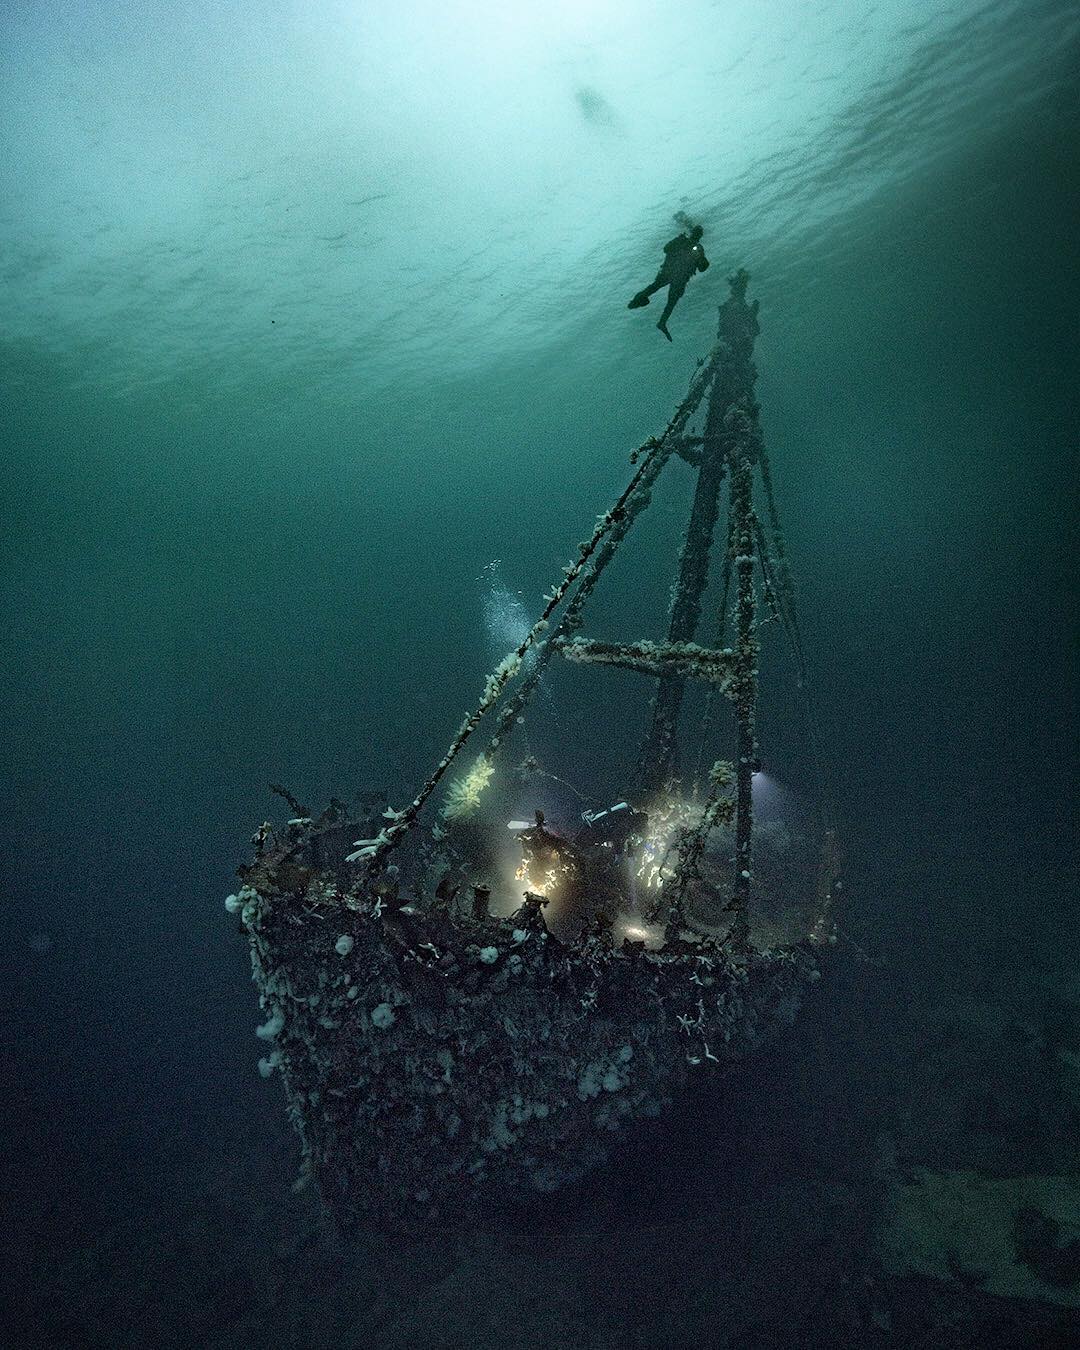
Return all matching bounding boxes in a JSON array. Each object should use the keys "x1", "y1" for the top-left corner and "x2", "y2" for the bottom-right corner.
[{"x1": 628, "y1": 222, "x2": 710, "y2": 340}]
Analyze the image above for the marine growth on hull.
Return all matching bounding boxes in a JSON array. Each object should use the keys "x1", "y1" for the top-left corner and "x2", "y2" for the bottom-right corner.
[{"x1": 228, "y1": 272, "x2": 840, "y2": 1230}]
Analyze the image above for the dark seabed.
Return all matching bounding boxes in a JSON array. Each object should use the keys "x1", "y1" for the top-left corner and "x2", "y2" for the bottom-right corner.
[{"x1": 2, "y1": 2, "x2": 1078, "y2": 1346}]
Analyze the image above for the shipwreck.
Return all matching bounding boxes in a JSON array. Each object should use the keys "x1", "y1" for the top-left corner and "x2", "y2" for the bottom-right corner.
[{"x1": 228, "y1": 270, "x2": 840, "y2": 1230}]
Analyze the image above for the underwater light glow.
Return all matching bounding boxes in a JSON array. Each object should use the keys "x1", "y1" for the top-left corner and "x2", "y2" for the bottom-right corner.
[
  {"x1": 617, "y1": 919, "x2": 665, "y2": 949},
  {"x1": 636, "y1": 795, "x2": 698, "y2": 889},
  {"x1": 446, "y1": 0, "x2": 624, "y2": 51},
  {"x1": 620, "y1": 923, "x2": 656, "y2": 943}
]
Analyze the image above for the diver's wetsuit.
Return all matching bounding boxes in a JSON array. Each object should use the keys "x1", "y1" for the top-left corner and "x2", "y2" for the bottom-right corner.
[{"x1": 628, "y1": 232, "x2": 710, "y2": 338}]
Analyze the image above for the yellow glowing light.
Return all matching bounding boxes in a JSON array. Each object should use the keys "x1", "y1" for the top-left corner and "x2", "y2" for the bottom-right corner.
[
  {"x1": 634, "y1": 795, "x2": 700, "y2": 889},
  {"x1": 515, "y1": 858, "x2": 566, "y2": 897}
]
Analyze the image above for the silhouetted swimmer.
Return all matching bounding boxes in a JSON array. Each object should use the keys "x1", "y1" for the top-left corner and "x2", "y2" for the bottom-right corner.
[{"x1": 627, "y1": 224, "x2": 710, "y2": 340}]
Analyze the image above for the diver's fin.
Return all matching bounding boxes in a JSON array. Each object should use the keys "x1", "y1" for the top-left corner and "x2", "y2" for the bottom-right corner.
[
  {"x1": 627, "y1": 292, "x2": 650, "y2": 309},
  {"x1": 657, "y1": 321, "x2": 672, "y2": 341}
]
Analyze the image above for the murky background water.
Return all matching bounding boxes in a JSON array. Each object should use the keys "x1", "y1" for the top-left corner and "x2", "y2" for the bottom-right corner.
[{"x1": 2, "y1": 2, "x2": 1078, "y2": 1345}]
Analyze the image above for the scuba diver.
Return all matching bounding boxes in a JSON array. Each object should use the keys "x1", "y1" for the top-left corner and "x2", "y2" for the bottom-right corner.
[{"x1": 627, "y1": 223, "x2": 710, "y2": 340}]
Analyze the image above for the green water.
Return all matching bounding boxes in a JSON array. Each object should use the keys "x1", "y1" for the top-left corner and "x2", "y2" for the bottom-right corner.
[{"x1": 1, "y1": 3, "x2": 1077, "y2": 1346}]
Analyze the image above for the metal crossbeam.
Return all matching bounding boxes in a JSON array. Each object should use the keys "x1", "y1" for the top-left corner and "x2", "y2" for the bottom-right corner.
[{"x1": 556, "y1": 636, "x2": 736, "y2": 690}]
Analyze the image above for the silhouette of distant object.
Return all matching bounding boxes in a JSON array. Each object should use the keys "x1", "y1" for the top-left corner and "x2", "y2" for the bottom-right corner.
[{"x1": 628, "y1": 224, "x2": 710, "y2": 340}]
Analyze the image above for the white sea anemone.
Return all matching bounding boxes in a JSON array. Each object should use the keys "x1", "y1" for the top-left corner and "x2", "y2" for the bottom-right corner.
[{"x1": 441, "y1": 755, "x2": 494, "y2": 820}]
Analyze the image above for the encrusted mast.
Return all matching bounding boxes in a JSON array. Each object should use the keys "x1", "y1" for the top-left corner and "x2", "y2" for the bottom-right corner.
[
  {"x1": 529, "y1": 271, "x2": 770, "y2": 943},
  {"x1": 636, "y1": 270, "x2": 761, "y2": 798},
  {"x1": 635, "y1": 269, "x2": 762, "y2": 947}
]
